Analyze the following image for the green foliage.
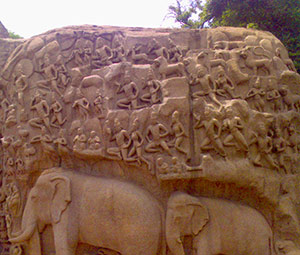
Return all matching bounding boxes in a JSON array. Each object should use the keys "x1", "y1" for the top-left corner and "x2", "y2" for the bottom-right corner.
[
  {"x1": 8, "y1": 31, "x2": 23, "y2": 39},
  {"x1": 168, "y1": 0, "x2": 300, "y2": 73}
]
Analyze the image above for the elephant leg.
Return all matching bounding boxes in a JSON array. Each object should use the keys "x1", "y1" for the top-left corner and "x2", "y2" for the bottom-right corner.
[
  {"x1": 52, "y1": 223, "x2": 78, "y2": 255},
  {"x1": 194, "y1": 237, "x2": 211, "y2": 255}
]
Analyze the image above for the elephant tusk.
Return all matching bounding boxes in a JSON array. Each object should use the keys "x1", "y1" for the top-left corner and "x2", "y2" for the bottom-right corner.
[{"x1": 176, "y1": 238, "x2": 182, "y2": 244}]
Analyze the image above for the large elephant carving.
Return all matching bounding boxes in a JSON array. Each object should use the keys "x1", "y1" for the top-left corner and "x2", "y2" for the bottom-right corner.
[
  {"x1": 10, "y1": 168, "x2": 165, "y2": 255},
  {"x1": 166, "y1": 192, "x2": 275, "y2": 255}
]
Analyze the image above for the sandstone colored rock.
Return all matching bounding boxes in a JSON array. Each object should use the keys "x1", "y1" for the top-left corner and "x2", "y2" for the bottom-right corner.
[{"x1": 0, "y1": 25, "x2": 299, "y2": 255}]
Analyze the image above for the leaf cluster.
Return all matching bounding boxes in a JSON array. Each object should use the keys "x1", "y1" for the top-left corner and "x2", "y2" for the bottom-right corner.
[{"x1": 8, "y1": 31, "x2": 23, "y2": 39}]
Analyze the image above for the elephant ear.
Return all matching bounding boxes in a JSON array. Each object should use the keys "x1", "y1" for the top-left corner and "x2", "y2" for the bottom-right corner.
[
  {"x1": 50, "y1": 176, "x2": 71, "y2": 224},
  {"x1": 190, "y1": 201, "x2": 209, "y2": 236}
]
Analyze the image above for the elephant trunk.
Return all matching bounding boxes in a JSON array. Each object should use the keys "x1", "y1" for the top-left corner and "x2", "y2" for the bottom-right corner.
[{"x1": 9, "y1": 197, "x2": 37, "y2": 243}]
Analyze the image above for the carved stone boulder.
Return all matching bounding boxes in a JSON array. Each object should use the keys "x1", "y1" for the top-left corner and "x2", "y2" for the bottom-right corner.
[{"x1": 0, "y1": 25, "x2": 299, "y2": 255}]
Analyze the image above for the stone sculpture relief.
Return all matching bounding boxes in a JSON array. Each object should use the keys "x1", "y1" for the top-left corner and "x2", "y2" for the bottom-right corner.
[{"x1": 0, "y1": 25, "x2": 299, "y2": 254}]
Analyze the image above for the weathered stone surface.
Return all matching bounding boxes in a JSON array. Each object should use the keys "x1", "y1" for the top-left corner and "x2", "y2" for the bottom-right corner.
[
  {"x1": 0, "y1": 22, "x2": 9, "y2": 39},
  {"x1": 0, "y1": 38, "x2": 25, "y2": 76},
  {"x1": 0, "y1": 25, "x2": 299, "y2": 255}
]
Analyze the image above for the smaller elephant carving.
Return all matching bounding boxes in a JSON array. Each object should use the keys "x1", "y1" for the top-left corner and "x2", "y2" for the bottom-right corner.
[{"x1": 166, "y1": 192, "x2": 276, "y2": 255}]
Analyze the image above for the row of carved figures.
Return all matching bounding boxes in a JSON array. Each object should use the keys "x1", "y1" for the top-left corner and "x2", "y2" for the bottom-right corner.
[
  {"x1": 1, "y1": 107, "x2": 299, "y2": 180},
  {"x1": 9, "y1": 30, "x2": 298, "y2": 110},
  {"x1": 193, "y1": 104, "x2": 299, "y2": 174}
]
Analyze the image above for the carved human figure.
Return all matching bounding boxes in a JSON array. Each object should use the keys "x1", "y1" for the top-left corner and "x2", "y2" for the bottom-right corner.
[
  {"x1": 145, "y1": 112, "x2": 172, "y2": 156},
  {"x1": 266, "y1": 78, "x2": 282, "y2": 112},
  {"x1": 222, "y1": 107, "x2": 248, "y2": 152},
  {"x1": 93, "y1": 89, "x2": 105, "y2": 119},
  {"x1": 249, "y1": 122, "x2": 279, "y2": 169},
  {"x1": 15, "y1": 158, "x2": 25, "y2": 176},
  {"x1": 170, "y1": 156, "x2": 183, "y2": 173},
  {"x1": 168, "y1": 38, "x2": 182, "y2": 63},
  {"x1": 73, "y1": 128, "x2": 87, "y2": 151},
  {"x1": 116, "y1": 73, "x2": 141, "y2": 110},
  {"x1": 55, "y1": 55, "x2": 71, "y2": 88},
  {"x1": 14, "y1": 63, "x2": 28, "y2": 107},
  {"x1": 287, "y1": 124, "x2": 300, "y2": 154},
  {"x1": 215, "y1": 66, "x2": 240, "y2": 99},
  {"x1": 31, "y1": 126, "x2": 58, "y2": 164},
  {"x1": 67, "y1": 39, "x2": 91, "y2": 66},
  {"x1": 5, "y1": 183, "x2": 21, "y2": 217},
  {"x1": 50, "y1": 93, "x2": 66, "y2": 128},
  {"x1": 273, "y1": 127, "x2": 291, "y2": 174},
  {"x1": 191, "y1": 65, "x2": 222, "y2": 109},
  {"x1": 111, "y1": 37, "x2": 126, "y2": 63},
  {"x1": 21, "y1": 142, "x2": 36, "y2": 170},
  {"x1": 54, "y1": 129, "x2": 69, "y2": 155},
  {"x1": 3, "y1": 158, "x2": 15, "y2": 184},
  {"x1": 141, "y1": 69, "x2": 162, "y2": 105},
  {"x1": 54, "y1": 129, "x2": 73, "y2": 169},
  {"x1": 194, "y1": 106, "x2": 226, "y2": 157},
  {"x1": 72, "y1": 92, "x2": 90, "y2": 121},
  {"x1": 5, "y1": 214, "x2": 12, "y2": 239},
  {"x1": 171, "y1": 111, "x2": 189, "y2": 157},
  {"x1": 156, "y1": 157, "x2": 169, "y2": 174},
  {"x1": 5, "y1": 104, "x2": 17, "y2": 128},
  {"x1": 128, "y1": 118, "x2": 151, "y2": 170},
  {"x1": 196, "y1": 51, "x2": 214, "y2": 74},
  {"x1": 245, "y1": 77, "x2": 265, "y2": 112},
  {"x1": 37, "y1": 53, "x2": 63, "y2": 97},
  {"x1": 88, "y1": 131, "x2": 101, "y2": 150},
  {"x1": 107, "y1": 118, "x2": 134, "y2": 162},
  {"x1": 29, "y1": 93, "x2": 51, "y2": 130},
  {"x1": 91, "y1": 39, "x2": 113, "y2": 68},
  {"x1": 0, "y1": 89, "x2": 10, "y2": 122}
]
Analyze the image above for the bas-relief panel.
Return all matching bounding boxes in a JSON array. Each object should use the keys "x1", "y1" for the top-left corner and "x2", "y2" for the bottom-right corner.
[{"x1": 0, "y1": 26, "x2": 299, "y2": 254}]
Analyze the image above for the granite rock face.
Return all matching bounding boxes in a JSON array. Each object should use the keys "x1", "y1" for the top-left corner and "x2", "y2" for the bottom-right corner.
[
  {"x1": 0, "y1": 22, "x2": 9, "y2": 39},
  {"x1": 0, "y1": 25, "x2": 300, "y2": 255}
]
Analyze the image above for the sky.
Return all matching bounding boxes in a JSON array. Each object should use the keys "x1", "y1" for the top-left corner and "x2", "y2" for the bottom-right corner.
[{"x1": 1, "y1": 0, "x2": 181, "y2": 39}]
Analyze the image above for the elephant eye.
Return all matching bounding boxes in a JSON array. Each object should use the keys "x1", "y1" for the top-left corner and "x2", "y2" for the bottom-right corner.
[{"x1": 31, "y1": 193, "x2": 37, "y2": 200}]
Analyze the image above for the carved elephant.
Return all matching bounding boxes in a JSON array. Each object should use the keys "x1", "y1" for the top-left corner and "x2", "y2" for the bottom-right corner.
[
  {"x1": 10, "y1": 168, "x2": 165, "y2": 255},
  {"x1": 166, "y1": 192, "x2": 275, "y2": 255}
]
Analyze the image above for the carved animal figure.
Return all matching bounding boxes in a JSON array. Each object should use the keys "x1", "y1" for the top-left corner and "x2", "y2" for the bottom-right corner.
[
  {"x1": 277, "y1": 240, "x2": 300, "y2": 255},
  {"x1": 166, "y1": 192, "x2": 275, "y2": 255},
  {"x1": 153, "y1": 56, "x2": 185, "y2": 80},
  {"x1": 213, "y1": 40, "x2": 245, "y2": 50},
  {"x1": 80, "y1": 74, "x2": 103, "y2": 88},
  {"x1": 10, "y1": 168, "x2": 165, "y2": 255},
  {"x1": 279, "y1": 85, "x2": 300, "y2": 111},
  {"x1": 240, "y1": 47, "x2": 272, "y2": 75}
]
